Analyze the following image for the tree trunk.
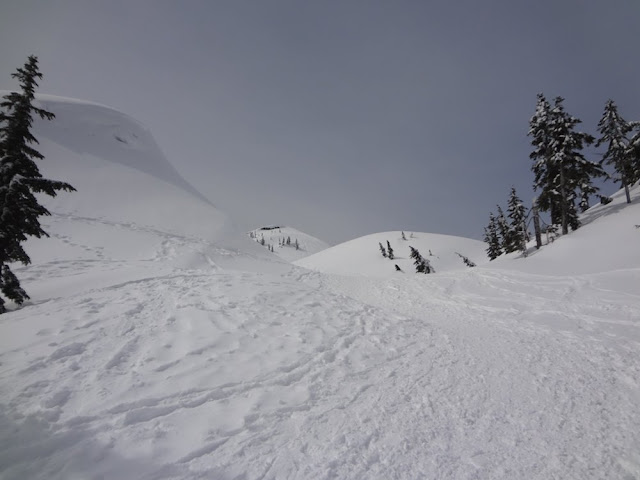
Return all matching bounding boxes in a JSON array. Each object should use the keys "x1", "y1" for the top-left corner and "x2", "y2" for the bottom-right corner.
[
  {"x1": 559, "y1": 166, "x2": 568, "y2": 235},
  {"x1": 532, "y1": 199, "x2": 542, "y2": 249},
  {"x1": 623, "y1": 179, "x2": 631, "y2": 204}
]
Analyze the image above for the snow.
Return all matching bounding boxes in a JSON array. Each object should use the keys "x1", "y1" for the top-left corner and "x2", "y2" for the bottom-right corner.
[
  {"x1": 1, "y1": 95, "x2": 639, "y2": 479},
  {"x1": 248, "y1": 225, "x2": 330, "y2": 262}
]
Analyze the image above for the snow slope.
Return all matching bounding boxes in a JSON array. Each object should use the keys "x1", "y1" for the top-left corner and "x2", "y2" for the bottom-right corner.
[
  {"x1": 296, "y1": 231, "x2": 487, "y2": 276},
  {"x1": 491, "y1": 184, "x2": 640, "y2": 276},
  {"x1": 248, "y1": 225, "x2": 330, "y2": 262},
  {"x1": 0, "y1": 96, "x2": 639, "y2": 479}
]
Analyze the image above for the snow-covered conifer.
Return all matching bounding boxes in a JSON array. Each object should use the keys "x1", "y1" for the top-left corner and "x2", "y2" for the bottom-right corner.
[
  {"x1": 379, "y1": 242, "x2": 387, "y2": 258},
  {"x1": 0, "y1": 55, "x2": 75, "y2": 313},
  {"x1": 506, "y1": 187, "x2": 528, "y2": 253},
  {"x1": 409, "y1": 246, "x2": 431, "y2": 273},
  {"x1": 455, "y1": 252, "x2": 476, "y2": 268},
  {"x1": 528, "y1": 94, "x2": 604, "y2": 234},
  {"x1": 596, "y1": 100, "x2": 635, "y2": 203},
  {"x1": 483, "y1": 212, "x2": 502, "y2": 260},
  {"x1": 386, "y1": 241, "x2": 394, "y2": 260}
]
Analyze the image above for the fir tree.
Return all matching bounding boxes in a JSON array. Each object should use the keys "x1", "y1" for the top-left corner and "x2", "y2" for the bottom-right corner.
[
  {"x1": 628, "y1": 125, "x2": 640, "y2": 182},
  {"x1": 506, "y1": 187, "x2": 528, "y2": 253},
  {"x1": 401, "y1": 231, "x2": 407, "y2": 240},
  {"x1": 528, "y1": 94, "x2": 604, "y2": 234},
  {"x1": 409, "y1": 246, "x2": 432, "y2": 273},
  {"x1": 386, "y1": 240, "x2": 394, "y2": 260},
  {"x1": 378, "y1": 242, "x2": 387, "y2": 258},
  {"x1": 0, "y1": 55, "x2": 75, "y2": 313},
  {"x1": 294, "y1": 239, "x2": 299, "y2": 250},
  {"x1": 596, "y1": 100, "x2": 635, "y2": 203},
  {"x1": 394, "y1": 264, "x2": 403, "y2": 272},
  {"x1": 495, "y1": 205, "x2": 512, "y2": 250},
  {"x1": 455, "y1": 252, "x2": 476, "y2": 268},
  {"x1": 483, "y1": 212, "x2": 502, "y2": 260},
  {"x1": 409, "y1": 246, "x2": 425, "y2": 273}
]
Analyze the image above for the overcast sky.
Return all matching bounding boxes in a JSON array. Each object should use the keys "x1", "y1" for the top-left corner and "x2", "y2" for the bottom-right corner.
[{"x1": 2, "y1": 0, "x2": 639, "y2": 244}]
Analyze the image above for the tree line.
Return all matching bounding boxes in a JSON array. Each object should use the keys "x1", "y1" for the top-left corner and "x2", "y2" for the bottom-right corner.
[{"x1": 484, "y1": 94, "x2": 640, "y2": 260}]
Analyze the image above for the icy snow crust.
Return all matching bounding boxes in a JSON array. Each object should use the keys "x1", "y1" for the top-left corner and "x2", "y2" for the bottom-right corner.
[{"x1": 1, "y1": 96, "x2": 639, "y2": 479}]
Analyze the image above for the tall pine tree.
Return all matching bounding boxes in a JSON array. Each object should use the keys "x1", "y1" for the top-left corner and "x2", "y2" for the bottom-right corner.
[
  {"x1": 506, "y1": 187, "x2": 528, "y2": 253},
  {"x1": 495, "y1": 205, "x2": 512, "y2": 251},
  {"x1": 386, "y1": 240, "x2": 394, "y2": 260},
  {"x1": 409, "y1": 246, "x2": 427, "y2": 273},
  {"x1": 483, "y1": 212, "x2": 502, "y2": 260},
  {"x1": 0, "y1": 55, "x2": 75, "y2": 313},
  {"x1": 528, "y1": 94, "x2": 561, "y2": 226},
  {"x1": 596, "y1": 100, "x2": 635, "y2": 203},
  {"x1": 529, "y1": 94, "x2": 604, "y2": 234}
]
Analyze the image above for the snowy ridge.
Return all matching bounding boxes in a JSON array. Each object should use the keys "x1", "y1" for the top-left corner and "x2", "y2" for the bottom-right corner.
[
  {"x1": 248, "y1": 225, "x2": 330, "y2": 262},
  {"x1": 295, "y1": 230, "x2": 487, "y2": 276}
]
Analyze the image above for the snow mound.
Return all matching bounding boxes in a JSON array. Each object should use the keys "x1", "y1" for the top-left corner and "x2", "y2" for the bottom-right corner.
[
  {"x1": 248, "y1": 225, "x2": 330, "y2": 262},
  {"x1": 295, "y1": 231, "x2": 486, "y2": 276}
]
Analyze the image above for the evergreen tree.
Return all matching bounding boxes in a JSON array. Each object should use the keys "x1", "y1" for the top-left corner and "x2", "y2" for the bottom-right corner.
[
  {"x1": 455, "y1": 252, "x2": 476, "y2": 268},
  {"x1": 483, "y1": 212, "x2": 502, "y2": 260},
  {"x1": 409, "y1": 246, "x2": 432, "y2": 273},
  {"x1": 401, "y1": 231, "x2": 407, "y2": 240},
  {"x1": 286, "y1": 236, "x2": 291, "y2": 246},
  {"x1": 0, "y1": 55, "x2": 75, "y2": 313},
  {"x1": 386, "y1": 240, "x2": 394, "y2": 260},
  {"x1": 528, "y1": 94, "x2": 604, "y2": 234},
  {"x1": 506, "y1": 187, "x2": 528, "y2": 253},
  {"x1": 529, "y1": 94, "x2": 561, "y2": 224},
  {"x1": 596, "y1": 100, "x2": 635, "y2": 203},
  {"x1": 409, "y1": 246, "x2": 425, "y2": 273},
  {"x1": 495, "y1": 205, "x2": 512, "y2": 250},
  {"x1": 394, "y1": 264, "x2": 403, "y2": 272},
  {"x1": 378, "y1": 242, "x2": 387, "y2": 258},
  {"x1": 294, "y1": 239, "x2": 299, "y2": 250},
  {"x1": 630, "y1": 126, "x2": 640, "y2": 184}
]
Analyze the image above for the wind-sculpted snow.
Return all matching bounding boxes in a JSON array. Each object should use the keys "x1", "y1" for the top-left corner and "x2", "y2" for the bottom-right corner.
[{"x1": 31, "y1": 94, "x2": 209, "y2": 204}]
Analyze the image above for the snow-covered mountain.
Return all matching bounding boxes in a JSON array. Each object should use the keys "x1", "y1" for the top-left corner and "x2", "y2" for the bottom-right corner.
[
  {"x1": 296, "y1": 231, "x2": 486, "y2": 276},
  {"x1": 248, "y1": 225, "x2": 330, "y2": 262},
  {"x1": 1, "y1": 95, "x2": 639, "y2": 480}
]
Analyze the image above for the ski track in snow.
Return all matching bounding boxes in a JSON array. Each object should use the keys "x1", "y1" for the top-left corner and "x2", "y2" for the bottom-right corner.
[{"x1": 1, "y1": 217, "x2": 639, "y2": 479}]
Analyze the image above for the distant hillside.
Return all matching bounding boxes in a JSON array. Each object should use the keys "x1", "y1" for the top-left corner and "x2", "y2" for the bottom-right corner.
[
  {"x1": 248, "y1": 225, "x2": 330, "y2": 262},
  {"x1": 295, "y1": 231, "x2": 486, "y2": 277}
]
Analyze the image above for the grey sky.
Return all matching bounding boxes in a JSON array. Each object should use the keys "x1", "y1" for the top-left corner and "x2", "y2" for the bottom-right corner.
[{"x1": 2, "y1": 1, "x2": 639, "y2": 244}]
